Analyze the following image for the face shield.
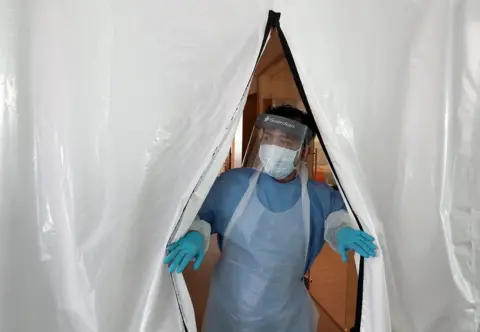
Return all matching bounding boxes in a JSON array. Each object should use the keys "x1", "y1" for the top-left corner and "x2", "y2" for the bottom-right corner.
[{"x1": 243, "y1": 114, "x2": 313, "y2": 180}]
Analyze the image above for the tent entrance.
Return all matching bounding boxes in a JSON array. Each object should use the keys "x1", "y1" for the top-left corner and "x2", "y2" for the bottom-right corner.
[{"x1": 180, "y1": 10, "x2": 366, "y2": 332}]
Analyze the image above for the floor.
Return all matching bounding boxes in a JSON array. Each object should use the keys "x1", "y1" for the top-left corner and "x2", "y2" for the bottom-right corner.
[{"x1": 184, "y1": 235, "x2": 356, "y2": 332}]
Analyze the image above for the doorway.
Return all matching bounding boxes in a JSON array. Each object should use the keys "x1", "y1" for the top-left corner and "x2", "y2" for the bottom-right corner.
[{"x1": 183, "y1": 29, "x2": 358, "y2": 332}]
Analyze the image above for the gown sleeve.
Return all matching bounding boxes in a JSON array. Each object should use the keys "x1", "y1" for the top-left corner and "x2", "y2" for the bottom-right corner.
[
  {"x1": 321, "y1": 186, "x2": 364, "y2": 252},
  {"x1": 324, "y1": 210, "x2": 357, "y2": 252},
  {"x1": 306, "y1": 182, "x2": 347, "y2": 269},
  {"x1": 192, "y1": 168, "x2": 251, "y2": 250},
  {"x1": 188, "y1": 216, "x2": 212, "y2": 252}
]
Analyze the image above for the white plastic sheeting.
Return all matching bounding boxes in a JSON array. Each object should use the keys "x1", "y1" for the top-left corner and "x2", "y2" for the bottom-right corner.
[
  {"x1": 0, "y1": 1, "x2": 479, "y2": 332},
  {"x1": 279, "y1": 1, "x2": 480, "y2": 331},
  {"x1": 0, "y1": 1, "x2": 272, "y2": 331}
]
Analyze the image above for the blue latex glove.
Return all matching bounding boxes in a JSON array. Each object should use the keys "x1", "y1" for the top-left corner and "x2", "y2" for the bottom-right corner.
[
  {"x1": 164, "y1": 231, "x2": 205, "y2": 273},
  {"x1": 336, "y1": 227, "x2": 377, "y2": 262}
]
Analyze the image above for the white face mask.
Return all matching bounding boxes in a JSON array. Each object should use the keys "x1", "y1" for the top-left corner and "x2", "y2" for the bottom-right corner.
[{"x1": 259, "y1": 144, "x2": 299, "y2": 179}]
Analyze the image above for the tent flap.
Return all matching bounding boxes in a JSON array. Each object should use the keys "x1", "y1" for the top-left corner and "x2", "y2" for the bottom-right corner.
[
  {"x1": 279, "y1": 0, "x2": 480, "y2": 331},
  {"x1": 0, "y1": 1, "x2": 274, "y2": 331}
]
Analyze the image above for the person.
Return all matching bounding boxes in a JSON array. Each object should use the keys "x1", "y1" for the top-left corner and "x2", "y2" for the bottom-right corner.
[{"x1": 164, "y1": 105, "x2": 377, "y2": 332}]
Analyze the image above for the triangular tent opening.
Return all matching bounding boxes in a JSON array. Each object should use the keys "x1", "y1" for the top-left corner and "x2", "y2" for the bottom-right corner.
[{"x1": 181, "y1": 11, "x2": 365, "y2": 332}]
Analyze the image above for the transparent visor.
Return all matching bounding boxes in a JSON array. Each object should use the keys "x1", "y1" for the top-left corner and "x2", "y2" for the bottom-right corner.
[{"x1": 243, "y1": 114, "x2": 313, "y2": 180}]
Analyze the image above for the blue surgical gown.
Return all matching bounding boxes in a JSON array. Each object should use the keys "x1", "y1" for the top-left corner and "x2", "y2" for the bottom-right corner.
[{"x1": 198, "y1": 168, "x2": 346, "y2": 272}]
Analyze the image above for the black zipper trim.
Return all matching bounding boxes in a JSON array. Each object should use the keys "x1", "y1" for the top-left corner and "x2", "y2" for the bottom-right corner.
[
  {"x1": 167, "y1": 10, "x2": 279, "y2": 331},
  {"x1": 272, "y1": 11, "x2": 365, "y2": 331}
]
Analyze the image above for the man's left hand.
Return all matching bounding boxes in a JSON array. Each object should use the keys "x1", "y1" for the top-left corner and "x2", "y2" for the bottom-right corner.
[{"x1": 336, "y1": 227, "x2": 377, "y2": 262}]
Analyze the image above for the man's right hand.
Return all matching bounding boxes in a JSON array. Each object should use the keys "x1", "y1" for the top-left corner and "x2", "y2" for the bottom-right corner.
[{"x1": 164, "y1": 231, "x2": 205, "y2": 273}]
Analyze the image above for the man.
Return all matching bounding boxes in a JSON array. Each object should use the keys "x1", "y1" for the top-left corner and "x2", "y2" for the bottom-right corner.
[{"x1": 164, "y1": 105, "x2": 377, "y2": 332}]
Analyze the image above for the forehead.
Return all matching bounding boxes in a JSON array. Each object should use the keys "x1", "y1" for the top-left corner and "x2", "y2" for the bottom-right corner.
[{"x1": 263, "y1": 128, "x2": 300, "y2": 140}]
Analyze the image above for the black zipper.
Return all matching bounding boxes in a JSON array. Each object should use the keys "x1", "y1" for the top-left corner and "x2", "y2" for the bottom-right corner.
[
  {"x1": 271, "y1": 10, "x2": 366, "y2": 332},
  {"x1": 167, "y1": 10, "x2": 279, "y2": 331}
]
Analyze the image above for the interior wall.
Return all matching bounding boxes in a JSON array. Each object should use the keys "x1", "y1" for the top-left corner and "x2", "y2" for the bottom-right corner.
[
  {"x1": 309, "y1": 248, "x2": 358, "y2": 328},
  {"x1": 184, "y1": 236, "x2": 221, "y2": 329},
  {"x1": 242, "y1": 94, "x2": 258, "y2": 157}
]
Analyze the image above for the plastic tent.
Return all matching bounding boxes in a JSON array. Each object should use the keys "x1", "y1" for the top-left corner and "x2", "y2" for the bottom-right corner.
[{"x1": 1, "y1": 1, "x2": 479, "y2": 331}]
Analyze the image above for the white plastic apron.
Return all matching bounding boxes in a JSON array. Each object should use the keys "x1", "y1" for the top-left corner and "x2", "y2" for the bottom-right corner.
[{"x1": 202, "y1": 166, "x2": 318, "y2": 332}]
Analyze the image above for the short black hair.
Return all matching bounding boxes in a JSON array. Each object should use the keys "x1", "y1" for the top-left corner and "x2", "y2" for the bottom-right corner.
[{"x1": 264, "y1": 104, "x2": 318, "y2": 138}]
